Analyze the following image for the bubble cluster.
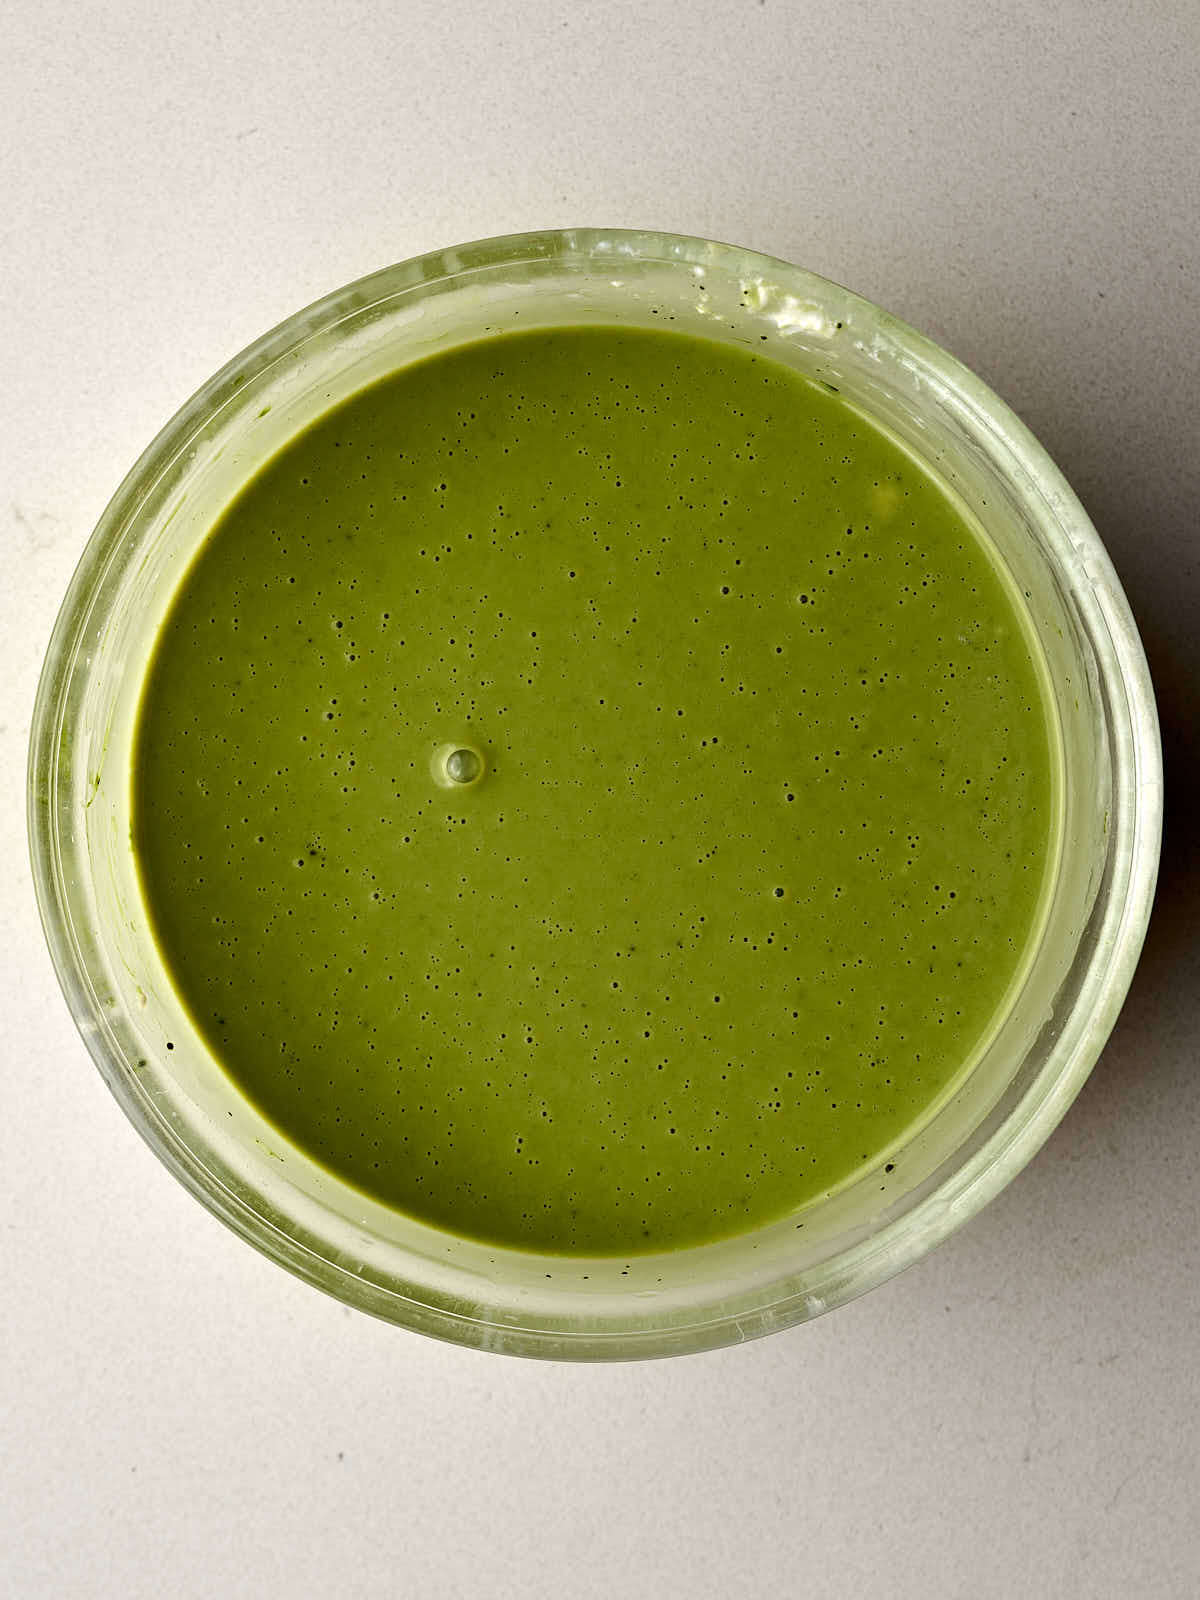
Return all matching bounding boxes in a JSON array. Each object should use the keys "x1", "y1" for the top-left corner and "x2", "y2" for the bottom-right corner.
[{"x1": 133, "y1": 324, "x2": 1057, "y2": 1256}]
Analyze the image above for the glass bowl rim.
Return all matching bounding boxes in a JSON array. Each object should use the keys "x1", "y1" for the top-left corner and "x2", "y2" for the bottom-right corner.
[{"x1": 28, "y1": 227, "x2": 1163, "y2": 1359}]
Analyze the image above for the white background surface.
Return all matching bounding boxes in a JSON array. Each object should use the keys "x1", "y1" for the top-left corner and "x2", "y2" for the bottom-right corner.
[{"x1": 3, "y1": 2, "x2": 1198, "y2": 1595}]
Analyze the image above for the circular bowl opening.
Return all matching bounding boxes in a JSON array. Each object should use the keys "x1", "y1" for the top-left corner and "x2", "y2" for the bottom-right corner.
[{"x1": 29, "y1": 229, "x2": 1162, "y2": 1359}]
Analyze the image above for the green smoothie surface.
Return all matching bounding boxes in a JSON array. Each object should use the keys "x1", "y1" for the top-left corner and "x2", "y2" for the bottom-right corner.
[{"x1": 132, "y1": 323, "x2": 1058, "y2": 1255}]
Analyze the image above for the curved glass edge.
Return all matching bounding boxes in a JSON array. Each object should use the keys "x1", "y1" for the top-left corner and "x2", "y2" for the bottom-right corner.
[{"x1": 28, "y1": 228, "x2": 1163, "y2": 1360}]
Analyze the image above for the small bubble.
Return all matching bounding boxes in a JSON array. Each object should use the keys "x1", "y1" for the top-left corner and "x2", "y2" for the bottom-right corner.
[{"x1": 446, "y1": 748, "x2": 481, "y2": 784}]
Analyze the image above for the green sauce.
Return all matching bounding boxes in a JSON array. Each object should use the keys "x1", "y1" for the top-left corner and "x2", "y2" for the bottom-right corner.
[{"x1": 132, "y1": 324, "x2": 1058, "y2": 1255}]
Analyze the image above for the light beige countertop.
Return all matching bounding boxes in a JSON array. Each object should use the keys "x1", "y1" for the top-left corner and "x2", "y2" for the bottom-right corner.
[{"x1": 2, "y1": 2, "x2": 1196, "y2": 1594}]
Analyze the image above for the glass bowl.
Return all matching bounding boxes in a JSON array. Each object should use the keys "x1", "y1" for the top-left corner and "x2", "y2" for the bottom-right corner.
[{"x1": 28, "y1": 229, "x2": 1162, "y2": 1359}]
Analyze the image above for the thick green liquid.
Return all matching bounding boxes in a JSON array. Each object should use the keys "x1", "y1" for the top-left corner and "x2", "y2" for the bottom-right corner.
[{"x1": 133, "y1": 324, "x2": 1057, "y2": 1255}]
